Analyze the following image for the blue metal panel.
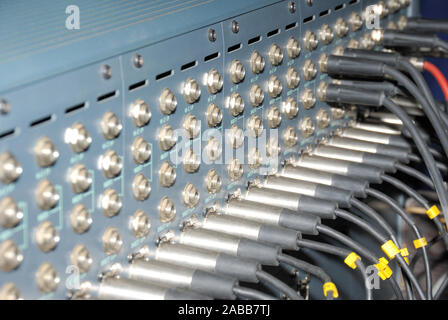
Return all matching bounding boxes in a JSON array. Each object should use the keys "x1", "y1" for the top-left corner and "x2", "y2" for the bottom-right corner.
[
  {"x1": 0, "y1": 0, "x2": 280, "y2": 93},
  {"x1": 0, "y1": 0, "x2": 415, "y2": 299}
]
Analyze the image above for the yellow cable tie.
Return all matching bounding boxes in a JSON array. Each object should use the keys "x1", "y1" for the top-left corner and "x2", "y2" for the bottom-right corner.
[
  {"x1": 426, "y1": 205, "x2": 441, "y2": 220},
  {"x1": 344, "y1": 252, "x2": 361, "y2": 269},
  {"x1": 374, "y1": 257, "x2": 393, "y2": 280},
  {"x1": 400, "y1": 248, "x2": 410, "y2": 265},
  {"x1": 413, "y1": 237, "x2": 428, "y2": 249},
  {"x1": 381, "y1": 240, "x2": 400, "y2": 260},
  {"x1": 323, "y1": 282, "x2": 339, "y2": 298}
]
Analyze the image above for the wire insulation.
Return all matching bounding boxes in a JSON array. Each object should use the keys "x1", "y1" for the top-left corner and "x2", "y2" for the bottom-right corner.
[{"x1": 424, "y1": 61, "x2": 448, "y2": 101}]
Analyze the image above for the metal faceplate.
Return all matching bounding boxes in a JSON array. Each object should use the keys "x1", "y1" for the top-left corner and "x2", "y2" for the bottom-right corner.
[{"x1": 0, "y1": 0, "x2": 415, "y2": 299}]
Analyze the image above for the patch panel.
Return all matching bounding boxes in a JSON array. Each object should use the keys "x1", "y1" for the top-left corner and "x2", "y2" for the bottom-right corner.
[{"x1": 0, "y1": 0, "x2": 417, "y2": 299}]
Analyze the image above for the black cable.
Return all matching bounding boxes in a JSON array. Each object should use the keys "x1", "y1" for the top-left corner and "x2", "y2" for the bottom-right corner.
[
  {"x1": 395, "y1": 163, "x2": 435, "y2": 189},
  {"x1": 277, "y1": 254, "x2": 331, "y2": 283},
  {"x1": 277, "y1": 254, "x2": 334, "y2": 300},
  {"x1": 365, "y1": 188, "x2": 432, "y2": 300},
  {"x1": 408, "y1": 154, "x2": 448, "y2": 173},
  {"x1": 425, "y1": 147, "x2": 446, "y2": 162},
  {"x1": 381, "y1": 174, "x2": 430, "y2": 208},
  {"x1": 326, "y1": 54, "x2": 448, "y2": 156},
  {"x1": 256, "y1": 270, "x2": 302, "y2": 300},
  {"x1": 334, "y1": 208, "x2": 388, "y2": 243},
  {"x1": 322, "y1": 82, "x2": 448, "y2": 229},
  {"x1": 233, "y1": 285, "x2": 278, "y2": 300},
  {"x1": 314, "y1": 224, "x2": 405, "y2": 300},
  {"x1": 379, "y1": 29, "x2": 448, "y2": 53},
  {"x1": 298, "y1": 238, "x2": 349, "y2": 257},
  {"x1": 381, "y1": 174, "x2": 448, "y2": 249},
  {"x1": 383, "y1": 66, "x2": 448, "y2": 159},
  {"x1": 396, "y1": 59, "x2": 448, "y2": 130},
  {"x1": 324, "y1": 58, "x2": 448, "y2": 218},
  {"x1": 436, "y1": 38, "x2": 448, "y2": 52},
  {"x1": 434, "y1": 273, "x2": 448, "y2": 300},
  {"x1": 335, "y1": 208, "x2": 417, "y2": 300},
  {"x1": 350, "y1": 198, "x2": 399, "y2": 243},
  {"x1": 404, "y1": 18, "x2": 448, "y2": 34},
  {"x1": 409, "y1": 234, "x2": 442, "y2": 269},
  {"x1": 297, "y1": 239, "x2": 373, "y2": 300}
]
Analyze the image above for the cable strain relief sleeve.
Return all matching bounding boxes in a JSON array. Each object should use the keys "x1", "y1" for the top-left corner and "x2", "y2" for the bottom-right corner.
[
  {"x1": 361, "y1": 153, "x2": 398, "y2": 173},
  {"x1": 215, "y1": 253, "x2": 260, "y2": 283},
  {"x1": 191, "y1": 270, "x2": 237, "y2": 300},
  {"x1": 330, "y1": 175, "x2": 368, "y2": 198},
  {"x1": 237, "y1": 238, "x2": 280, "y2": 266},
  {"x1": 326, "y1": 55, "x2": 386, "y2": 78},
  {"x1": 297, "y1": 195, "x2": 337, "y2": 219},
  {"x1": 258, "y1": 224, "x2": 300, "y2": 250},
  {"x1": 279, "y1": 209, "x2": 321, "y2": 235},
  {"x1": 164, "y1": 288, "x2": 212, "y2": 300},
  {"x1": 344, "y1": 48, "x2": 400, "y2": 66},
  {"x1": 314, "y1": 185, "x2": 353, "y2": 208},
  {"x1": 346, "y1": 162, "x2": 384, "y2": 184},
  {"x1": 375, "y1": 143, "x2": 411, "y2": 162},
  {"x1": 325, "y1": 84, "x2": 385, "y2": 107}
]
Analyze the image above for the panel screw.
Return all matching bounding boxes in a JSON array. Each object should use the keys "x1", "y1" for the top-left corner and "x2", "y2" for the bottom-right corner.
[
  {"x1": 0, "y1": 100, "x2": 9, "y2": 114},
  {"x1": 231, "y1": 20, "x2": 239, "y2": 33},
  {"x1": 133, "y1": 53, "x2": 143, "y2": 68},
  {"x1": 208, "y1": 28, "x2": 217, "y2": 42},
  {"x1": 306, "y1": 0, "x2": 313, "y2": 6},
  {"x1": 289, "y1": 1, "x2": 296, "y2": 12},
  {"x1": 101, "y1": 64, "x2": 112, "y2": 79}
]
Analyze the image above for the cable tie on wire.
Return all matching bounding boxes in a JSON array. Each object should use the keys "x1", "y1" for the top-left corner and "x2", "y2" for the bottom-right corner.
[
  {"x1": 323, "y1": 282, "x2": 339, "y2": 298},
  {"x1": 400, "y1": 248, "x2": 410, "y2": 264},
  {"x1": 381, "y1": 240, "x2": 400, "y2": 260},
  {"x1": 374, "y1": 257, "x2": 393, "y2": 280},
  {"x1": 426, "y1": 205, "x2": 441, "y2": 220},
  {"x1": 344, "y1": 252, "x2": 361, "y2": 269},
  {"x1": 413, "y1": 237, "x2": 428, "y2": 249}
]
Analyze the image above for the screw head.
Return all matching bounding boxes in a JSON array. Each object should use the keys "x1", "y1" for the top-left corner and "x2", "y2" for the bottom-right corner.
[
  {"x1": 289, "y1": 1, "x2": 296, "y2": 12},
  {"x1": 306, "y1": 0, "x2": 313, "y2": 6},
  {"x1": 208, "y1": 28, "x2": 217, "y2": 42},
  {"x1": 101, "y1": 64, "x2": 112, "y2": 79},
  {"x1": 133, "y1": 53, "x2": 143, "y2": 68},
  {"x1": 0, "y1": 99, "x2": 9, "y2": 115},
  {"x1": 231, "y1": 20, "x2": 239, "y2": 33}
]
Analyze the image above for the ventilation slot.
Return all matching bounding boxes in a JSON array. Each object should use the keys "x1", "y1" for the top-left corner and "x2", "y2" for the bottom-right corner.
[
  {"x1": 303, "y1": 15, "x2": 315, "y2": 24},
  {"x1": 248, "y1": 36, "x2": 261, "y2": 45},
  {"x1": 349, "y1": 0, "x2": 358, "y2": 4},
  {"x1": 181, "y1": 60, "x2": 197, "y2": 71},
  {"x1": 335, "y1": 4, "x2": 345, "y2": 10},
  {"x1": 129, "y1": 80, "x2": 147, "y2": 91},
  {"x1": 267, "y1": 28, "x2": 280, "y2": 38},
  {"x1": 97, "y1": 90, "x2": 117, "y2": 103},
  {"x1": 65, "y1": 102, "x2": 86, "y2": 114},
  {"x1": 285, "y1": 22, "x2": 298, "y2": 30},
  {"x1": 227, "y1": 43, "x2": 242, "y2": 53},
  {"x1": 204, "y1": 52, "x2": 220, "y2": 62},
  {"x1": 156, "y1": 70, "x2": 173, "y2": 81},
  {"x1": 0, "y1": 129, "x2": 15, "y2": 140},
  {"x1": 319, "y1": 9, "x2": 330, "y2": 17},
  {"x1": 30, "y1": 115, "x2": 52, "y2": 128}
]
